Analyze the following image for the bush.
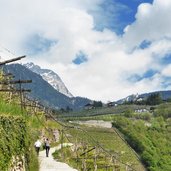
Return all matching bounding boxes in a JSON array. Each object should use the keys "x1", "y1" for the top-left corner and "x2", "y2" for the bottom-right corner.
[{"x1": 0, "y1": 116, "x2": 30, "y2": 170}]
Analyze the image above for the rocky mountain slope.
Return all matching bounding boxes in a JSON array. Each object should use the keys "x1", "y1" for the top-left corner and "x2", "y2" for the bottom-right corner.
[{"x1": 24, "y1": 62, "x2": 73, "y2": 98}]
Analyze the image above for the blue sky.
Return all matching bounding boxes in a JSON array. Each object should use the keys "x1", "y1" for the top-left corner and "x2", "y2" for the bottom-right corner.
[
  {"x1": 72, "y1": 51, "x2": 88, "y2": 65},
  {"x1": 25, "y1": 34, "x2": 57, "y2": 56},
  {"x1": 90, "y1": 0, "x2": 153, "y2": 34},
  {"x1": 0, "y1": 0, "x2": 171, "y2": 101}
]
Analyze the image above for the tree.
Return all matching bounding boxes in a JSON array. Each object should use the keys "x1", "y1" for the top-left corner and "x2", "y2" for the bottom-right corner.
[
  {"x1": 66, "y1": 106, "x2": 73, "y2": 112},
  {"x1": 124, "y1": 109, "x2": 134, "y2": 117},
  {"x1": 92, "y1": 101, "x2": 103, "y2": 108},
  {"x1": 146, "y1": 93, "x2": 162, "y2": 105}
]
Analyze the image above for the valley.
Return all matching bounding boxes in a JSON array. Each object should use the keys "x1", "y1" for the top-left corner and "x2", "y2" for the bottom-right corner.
[
  {"x1": 1, "y1": 0, "x2": 171, "y2": 170},
  {"x1": 0, "y1": 55, "x2": 171, "y2": 171},
  {"x1": 59, "y1": 103, "x2": 171, "y2": 171}
]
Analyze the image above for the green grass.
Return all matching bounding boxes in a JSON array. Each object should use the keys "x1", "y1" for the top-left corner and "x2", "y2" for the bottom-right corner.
[{"x1": 0, "y1": 97, "x2": 23, "y2": 116}]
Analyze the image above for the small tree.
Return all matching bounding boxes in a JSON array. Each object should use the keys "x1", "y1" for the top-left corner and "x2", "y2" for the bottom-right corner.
[
  {"x1": 146, "y1": 93, "x2": 162, "y2": 105},
  {"x1": 66, "y1": 106, "x2": 73, "y2": 112},
  {"x1": 93, "y1": 101, "x2": 103, "y2": 108}
]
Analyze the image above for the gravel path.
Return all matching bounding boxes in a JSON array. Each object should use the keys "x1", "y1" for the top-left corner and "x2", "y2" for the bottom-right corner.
[
  {"x1": 39, "y1": 143, "x2": 78, "y2": 171},
  {"x1": 71, "y1": 120, "x2": 112, "y2": 128}
]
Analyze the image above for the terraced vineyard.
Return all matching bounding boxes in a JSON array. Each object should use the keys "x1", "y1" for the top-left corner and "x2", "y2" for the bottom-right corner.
[
  {"x1": 53, "y1": 123, "x2": 145, "y2": 171},
  {"x1": 55, "y1": 102, "x2": 171, "y2": 171}
]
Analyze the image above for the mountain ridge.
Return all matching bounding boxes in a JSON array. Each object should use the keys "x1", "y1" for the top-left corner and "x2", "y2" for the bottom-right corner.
[
  {"x1": 3, "y1": 64, "x2": 91, "y2": 110},
  {"x1": 116, "y1": 90, "x2": 171, "y2": 104},
  {"x1": 24, "y1": 62, "x2": 73, "y2": 98}
]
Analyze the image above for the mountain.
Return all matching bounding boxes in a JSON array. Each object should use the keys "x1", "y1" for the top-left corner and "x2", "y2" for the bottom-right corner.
[
  {"x1": 117, "y1": 90, "x2": 171, "y2": 104},
  {"x1": 3, "y1": 64, "x2": 91, "y2": 110},
  {"x1": 24, "y1": 62, "x2": 73, "y2": 98},
  {"x1": 139, "y1": 91, "x2": 171, "y2": 100}
]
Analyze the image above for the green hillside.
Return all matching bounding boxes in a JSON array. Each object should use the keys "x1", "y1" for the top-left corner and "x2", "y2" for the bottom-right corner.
[
  {"x1": 59, "y1": 103, "x2": 171, "y2": 171},
  {"x1": 112, "y1": 116, "x2": 171, "y2": 171},
  {"x1": 0, "y1": 71, "x2": 60, "y2": 170}
]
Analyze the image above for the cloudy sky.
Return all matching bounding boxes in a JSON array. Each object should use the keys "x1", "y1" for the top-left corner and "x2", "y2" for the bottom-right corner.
[{"x1": 0, "y1": 0, "x2": 171, "y2": 102}]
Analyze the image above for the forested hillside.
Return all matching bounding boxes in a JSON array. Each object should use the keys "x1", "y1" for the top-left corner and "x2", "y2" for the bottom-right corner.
[
  {"x1": 59, "y1": 102, "x2": 171, "y2": 171},
  {"x1": 112, "y1": 116, "x2": 171, "y2": 171}
]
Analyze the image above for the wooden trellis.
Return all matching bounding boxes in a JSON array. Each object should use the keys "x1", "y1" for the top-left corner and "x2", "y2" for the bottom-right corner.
[{"x1": 0, "y1": 55, "x2": 32, "y2": 112}]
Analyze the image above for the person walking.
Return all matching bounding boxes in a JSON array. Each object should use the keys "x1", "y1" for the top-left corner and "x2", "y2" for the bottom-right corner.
[
  {"x1": 34, "y1": 139, "x2": 42, "y2": 155},
  {"x1": 45, "y1": 138, "x2": 50, "y2": 157}
]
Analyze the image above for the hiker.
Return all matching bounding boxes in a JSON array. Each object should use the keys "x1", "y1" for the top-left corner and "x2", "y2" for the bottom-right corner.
[
  {"x1": 45, "y1": 138, "x2": 50, "y2": 157},
  {"x1": 34, "y1": 139, "x2": 42, "y2": 155}
]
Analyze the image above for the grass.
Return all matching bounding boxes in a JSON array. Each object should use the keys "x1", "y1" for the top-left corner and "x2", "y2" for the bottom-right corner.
[
  {"x1": 0, "y1": 97, "x2": 23, "y2": 116},
  {"x1": 28, "y1": 146, "x2": 39, "y2": 171}
]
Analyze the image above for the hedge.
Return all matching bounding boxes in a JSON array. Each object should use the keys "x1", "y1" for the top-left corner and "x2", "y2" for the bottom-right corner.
[{"x1": 0, "y1": 115, "x2": 29, "y2": 170}]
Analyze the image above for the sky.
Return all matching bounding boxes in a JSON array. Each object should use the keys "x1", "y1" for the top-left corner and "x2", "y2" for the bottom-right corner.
[{"x1": 0, "y1": 0, "x2": 171, "y2": 102}]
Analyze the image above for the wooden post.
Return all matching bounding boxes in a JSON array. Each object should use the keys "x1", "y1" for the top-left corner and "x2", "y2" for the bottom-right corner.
[
  {"x1": 74, "y1": 133, "x2": 79, "y2": 168},
  {"x1": 61, "y1": 129, "x2": 64, "y2": 160},
  {"x1": 94, "y1": 146, "x2": 97, "y2": 171},
  {"x1": 22, "y1": 91, "x2": 26, "y2": 110},
  {"x1": 0, "y1": 55, "x2": 26, "y2": 66},
  {"x1": 125, "y1": 163, "x2": 131, "y2": 171},
  {"x1": 112, "y1": 156, "x2": 116, "y2": 171},
  {"x1": 74, "y1": 137, "x2": 78, "y2": 166},
  {"x1": 81, "y1": 142, "x2": 87, "y2": 171},
  {"x1": 9, "y1": 91, "x2": 12, "y2": 104},
  {"x1": 19, "y1": 81, "x2": 23, "y2": 113}
]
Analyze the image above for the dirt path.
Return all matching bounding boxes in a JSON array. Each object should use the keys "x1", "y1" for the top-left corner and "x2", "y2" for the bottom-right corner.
[
  {"x1": 39, "y1": 143, "x2": 78, "y2": 171},
  {"x1": 70, "y1": 120, "x2": 112, "y2": 128}
]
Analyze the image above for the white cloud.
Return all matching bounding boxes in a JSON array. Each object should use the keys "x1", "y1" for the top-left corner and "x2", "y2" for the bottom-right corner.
[
  {"x1": 0, "y1": 0, "x2": 171, "y2": 102},
  {"x1": 123, "y1": 0, "x2": 171, "y2": 49},
  {"x1": 161, "y1": 65, "x2": 171, "y2": 77}
]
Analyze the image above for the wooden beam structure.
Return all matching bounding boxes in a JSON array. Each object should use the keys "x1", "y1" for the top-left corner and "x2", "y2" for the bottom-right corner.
[
  {"x1": 0, "y1": 55, "x2": 26, "y2": 66},
  {"x1": 0, "y1": 80, "x2": 32, "y2": 85},
  {"x1": 80, "y1": 147, "x2": 96, "y2": 156},
  {"x1": 2, "y1": 73, "x2": 14, "y2": 77},
  {"x1": 0, "y1": 89, "x2": 31, "y2": 92}
]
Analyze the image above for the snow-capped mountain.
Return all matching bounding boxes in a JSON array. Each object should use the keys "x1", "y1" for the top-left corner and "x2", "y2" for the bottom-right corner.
[
  {"x1": 116, "y1": 91, "x2": 171, "y2": 104},
  {"x1": 117, "y1": 93, "x2": 140, "y2": 104},
  {"x1": 4, "y1": 64, "x2": 91, "y2": 110},
  {"x1": 24, "y1": 62, "x2": 73, "y2": 98}
]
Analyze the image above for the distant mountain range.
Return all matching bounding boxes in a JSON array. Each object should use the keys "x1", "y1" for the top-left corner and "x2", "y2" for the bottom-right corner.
[
  {"x1": 3, "y1": 64, "x2": 91, "y2": 110},
  {"x1": 117, "y1": 91, "x2": 171, "y2": 104},
  {"x1": 3, "y1": 63, "x2": 171, "y2": 110},
  {"x1": 3, "y1": 63, "x2": 171, "y2": 109}
]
